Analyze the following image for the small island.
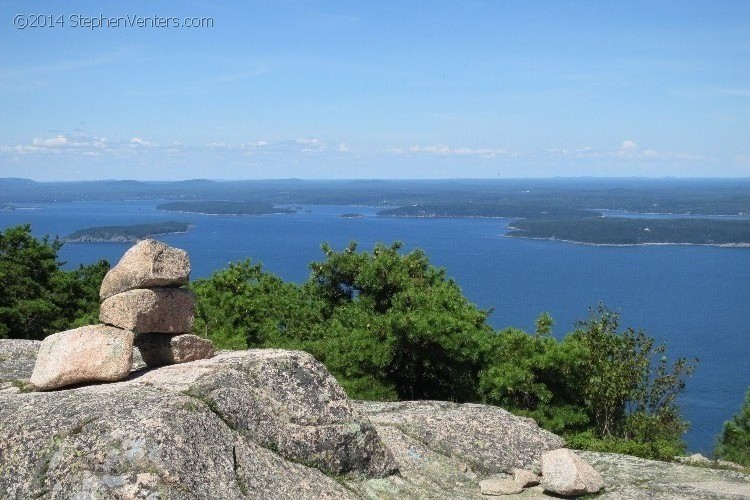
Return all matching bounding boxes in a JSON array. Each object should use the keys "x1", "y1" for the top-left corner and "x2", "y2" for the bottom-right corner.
[
  {"x1": 506, "y1": 217, "x2": 750, "y2": 246},
  {"x1": 64, "y1": 221, "x2": 190, "y2": 243},
  {"x1": 340, "y1": 213, "x2": 364, "y2": 219},
  {"x1": 157, "y1": 201, "x2": 294, "y2": 215}
]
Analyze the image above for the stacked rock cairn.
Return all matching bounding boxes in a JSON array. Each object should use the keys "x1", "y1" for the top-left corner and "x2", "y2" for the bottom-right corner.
[{"x1": 30, "y1": 239, "x2": 215, "y2": 391}]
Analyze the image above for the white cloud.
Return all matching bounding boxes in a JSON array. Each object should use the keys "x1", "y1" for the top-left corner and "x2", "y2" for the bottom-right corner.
[
  {"x1": 1, "y1": 133, "x2": 108, "y2": 154},
  {"x1": 240, "y1": 140, "x2": 269, "y2": 150},
  {"x1": 338, "y1": 142, "x2": 350, "y2": 153},
  {"x1": 410, "y1": 144, "x2": 451, "y2": 155},
  {"x1": 130, "y1": 137, "x2": 156, "y2": 147},
  {"x1": 33, "y1": 135, "x2": 68, "y2": 148},
  {"x1": 406, "y1": 144, "x2": 507, "y2": 157}
]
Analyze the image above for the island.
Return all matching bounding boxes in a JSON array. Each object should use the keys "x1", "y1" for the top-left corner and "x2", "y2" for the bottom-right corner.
[
  {"x1": 340, "y1": 213, "x2": 364, "y2": 219},
  {"x1": 156, "y1": 201, "x2": 294, "y2": 215},
  {"x1": 64, "y1": 221, "x2": 190, "y2": 243},
  {"x1": 506, "y1": 217, "x2": 750, "y2": 246}
]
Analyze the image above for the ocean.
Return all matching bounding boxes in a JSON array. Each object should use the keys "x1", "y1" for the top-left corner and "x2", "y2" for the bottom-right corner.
[{"x1": 2, "y1": 200, "x2": 749, "y2": 455}]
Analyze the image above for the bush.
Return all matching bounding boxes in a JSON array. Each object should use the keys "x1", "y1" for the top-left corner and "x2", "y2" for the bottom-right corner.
[
  {"x1": 479, "y1": 305, "x2": 697, "y2": 459},
  {"x1": 715, "y1": 389, "x2": 750, "y2": 466}
]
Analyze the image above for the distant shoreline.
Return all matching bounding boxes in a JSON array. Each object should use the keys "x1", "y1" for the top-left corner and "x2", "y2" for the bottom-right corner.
[{"x1": 504, "y1": 233, "x2": 750, "y2": 248}]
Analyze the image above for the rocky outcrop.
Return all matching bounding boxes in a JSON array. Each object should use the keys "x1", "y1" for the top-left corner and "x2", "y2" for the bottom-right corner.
[
  {"x1": 29, "y1": 325, "x2": 134, "y2": 390},
  {"x1": 99, "y1": 239, "x2": 190, "y2": 300},
  {"x1": 1, "y1": 348, "x2": 394, "y2": 499},
  {"x1": 2, "y1": 340, "x2": 750, "y2": 499}
]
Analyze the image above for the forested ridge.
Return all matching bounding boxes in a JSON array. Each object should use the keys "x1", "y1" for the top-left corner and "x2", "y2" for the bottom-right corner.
[{"x1": 2, "y1": 224, "x2": 748, "y2": 464}]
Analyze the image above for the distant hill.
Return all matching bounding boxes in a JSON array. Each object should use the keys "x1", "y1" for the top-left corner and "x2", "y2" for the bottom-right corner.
[{"x1": 3, "y1": 177, "x2": 750, "y2": 216}]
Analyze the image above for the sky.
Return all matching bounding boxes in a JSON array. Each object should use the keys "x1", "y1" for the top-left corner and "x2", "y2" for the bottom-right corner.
[{"x1": 0, "y1": 0, "x2": 749, "y2": 180}]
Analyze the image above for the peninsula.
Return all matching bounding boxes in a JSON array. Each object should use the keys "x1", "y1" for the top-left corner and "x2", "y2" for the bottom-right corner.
[{"x1": 506, "y1": 217, "x2": 750, "y2": 246}]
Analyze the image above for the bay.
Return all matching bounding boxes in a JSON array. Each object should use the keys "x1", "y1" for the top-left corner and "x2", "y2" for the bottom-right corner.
[{"x1": 2, "y1": 200, "x2": 748, "y2": 455}]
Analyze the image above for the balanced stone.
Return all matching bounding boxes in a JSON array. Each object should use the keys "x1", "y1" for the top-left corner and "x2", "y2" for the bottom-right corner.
[
  {"x1": 100, "y1": 288, "x2": 195, "y2": 334},
  {"x1": 541, "y1": 448, "x2": 604, "y2": 497},
  {"x1": 30, "y1": 325, "x2": 134, "y2": 390},
  {"x1": 100, "y1": 239, "x2": 190, "y2": 300},
  {"x1": 135, "y1": 333, "x2": 215, "y2": 367}
]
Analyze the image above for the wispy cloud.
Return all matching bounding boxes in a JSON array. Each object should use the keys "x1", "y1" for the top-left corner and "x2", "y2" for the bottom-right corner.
[
  {"x1": 0, "y1": 133, "x2": 109, "y2": 154},
  {"x1": 402, "y1": 144, "x2": 508, "y2": 158},
  {"x1": 543, "y1": 140, "x2": 705, "y2": 162}
]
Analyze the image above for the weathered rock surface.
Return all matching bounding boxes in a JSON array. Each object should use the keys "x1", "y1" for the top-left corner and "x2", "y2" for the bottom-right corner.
[
  {"x1": 3, "y1": 340, "x2": 750, "y2": 499},
  {"x1": 100, "y1": 287, "x2": 195, "y2": 333},
  {"x1": 164, "y1": 350, "x2": 397, "y2": 478},
  {"x1": 1, "y1": 348, "x2": 394, "y2": 499},
  {"x1": 99, "y1": 239, "x2": 190, "y2": 300},
  {"x1": 356, "y1": 400, "x2": 565, "y2": 473},
  {"x1": 29, "y1": 325, "x2": 134, "y2": 390},
  {"x1": 579, "y1": 450, "x2": 750, "y2": 499},
  {"x1": 0, "y1": 338, "x2": 40, "y2": 383},
  {"x1": 135, "y1": 333, "x2": 215, "y2": 366},
  {"x1": 541, "y1": 448, "x2": 604, "y2": 496}
]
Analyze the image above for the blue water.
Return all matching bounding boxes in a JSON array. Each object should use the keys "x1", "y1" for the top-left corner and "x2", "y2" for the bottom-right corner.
[{"x1": 2, "y1": 200, "x2": 749, "y2": 455}]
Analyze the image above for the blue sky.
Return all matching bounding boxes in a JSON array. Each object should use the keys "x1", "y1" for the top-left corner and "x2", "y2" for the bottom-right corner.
[{"x1": 1, "y1": 1, "x2": 748, "y2": 180}]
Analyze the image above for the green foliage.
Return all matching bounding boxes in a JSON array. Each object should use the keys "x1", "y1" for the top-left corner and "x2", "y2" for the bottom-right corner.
[
  {"x1": 310, "y1": 242, "x2": 493, "y2": 401},
  {"x1": 0, "y1": 224, "x2": 109, "y2": 339},
  {"x1": 565, "y1": 430, "x2": 685, "y2": 461},
  {"x1": 191, "y1": 259, "x2": 319, "y2": 350},
  {"x1": 568, "y1": 305, "x2": 697, "y2": 449},
  {"x1": 479, "y1": 324, "x2": 590, "y2": 435},
  {"x1": 715, "y1": 389, "x2": 750, "y2": 466},
  {"x1": 192, "y1": 241, "x2": 494, "y2": 402}
]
